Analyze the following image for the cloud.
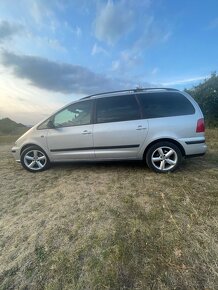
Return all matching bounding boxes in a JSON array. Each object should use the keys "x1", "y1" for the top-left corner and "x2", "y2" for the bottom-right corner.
[
  {"x1": 111, "y1": 15, "x2": 171, "y2": 74},
  {"x1": 94, "y1": 0, "x2": 134, "y2": 45},
  {"x1": 91, "y1": 43, "x2": 108, "y2": 56},
  {"x1": 30, "y1": 1, "x2": 54, "y2": 25},
  {"x1": 1, "y1": 51, "x2": 134, "y2": 94},
  {"x1": 0, "y1": 20, "x2": 23, "y2": 43},
  {"x1": 112, "y1": 50, "x2": 141, "y2": 72},
  {"x1": 30, "y1": 1, "x2": 43, "y2": 24},
  {"x1": 46, "y1": 38, "x2": 67, "y2": 52},
  {"x1": 151, "y1": 67, "x2": 159, "y2": 75},
  {"x1": 64, "y1": 22, "x2": 82, "y2": 37},
  {"x1": 207, "y1": 18, "x2": 218, "y2": 29},
  {"x1": 29, "y1": 0, "x2": 60, "y2": 33},
  {"x1": 94, "y1": 0, "x2": 169, "y2": 48},
  {"x1": 132, "y1": 17, "x2": 171, "y2": 51},
  {"x1": 162, "y1": 76, "x2": 209, "y2": 86},
  {"x1": 72, "y1": 26, "x2": 82, "y2": 37}
]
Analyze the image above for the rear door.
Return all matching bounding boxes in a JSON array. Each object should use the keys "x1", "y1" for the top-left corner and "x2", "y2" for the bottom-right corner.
[
  {"x1": 47, "y1": 100, "x2": 94, "y2": 161},
  {"x1": 93, "y1": 94, "x2": 148, "y2": 159}
]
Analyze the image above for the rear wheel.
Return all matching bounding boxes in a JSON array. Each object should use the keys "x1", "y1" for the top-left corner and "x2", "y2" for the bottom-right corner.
[
  {"x1": 21, "y1": 146, "x2": 50, "y2": 172},
  {"x1": 146, "y1": 141, "x2": 182, "y2": 173}
]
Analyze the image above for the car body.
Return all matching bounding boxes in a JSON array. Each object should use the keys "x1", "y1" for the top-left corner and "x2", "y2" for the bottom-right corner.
[{"x1": 12, "y1": 88, "x2": 207, "y2": 173}]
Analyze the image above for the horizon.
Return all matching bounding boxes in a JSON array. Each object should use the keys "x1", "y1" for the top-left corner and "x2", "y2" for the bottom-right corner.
[
  {"x1": 0, "y1": 0, "x2": 217, "y2": 124},
  {"x1": 0, "y1": 81, "x2": 211, "y2": 126}
]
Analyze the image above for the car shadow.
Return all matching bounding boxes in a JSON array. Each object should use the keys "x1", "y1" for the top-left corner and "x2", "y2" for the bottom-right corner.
[
  {"x1": 51, "y1": 160, "x2": 147, "y2": 172},
  {"x1": 50, "y1": 152, "x2": 217, "y2": 174}
]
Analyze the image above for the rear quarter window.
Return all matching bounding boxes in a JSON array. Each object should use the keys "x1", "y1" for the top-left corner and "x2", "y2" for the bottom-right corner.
[{"x1": 137, "y1": 92, "x2": 195, "y2": 118}]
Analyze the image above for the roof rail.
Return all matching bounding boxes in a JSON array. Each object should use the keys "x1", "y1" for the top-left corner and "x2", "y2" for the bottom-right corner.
[{"x1": 82, "y1": 87, "x2": 179, "y2": 99}]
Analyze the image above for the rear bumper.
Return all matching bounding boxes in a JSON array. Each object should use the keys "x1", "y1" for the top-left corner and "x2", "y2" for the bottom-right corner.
[{"x1": 178, "y1": 137, "x2": 207, "y2": 156}]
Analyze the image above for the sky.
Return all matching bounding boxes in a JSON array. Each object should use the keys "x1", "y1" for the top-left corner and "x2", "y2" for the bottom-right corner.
[{"x1": 0, "y1": 0, "x2": 217, "y2": 125}]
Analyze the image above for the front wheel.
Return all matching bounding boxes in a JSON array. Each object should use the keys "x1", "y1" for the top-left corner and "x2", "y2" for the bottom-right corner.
[
  {"x1": 21, "y1": 146, "x2": 50, "y2": 172},
  {"x1": 146, "y1": 142, "x2": 182, "y2": 173}
]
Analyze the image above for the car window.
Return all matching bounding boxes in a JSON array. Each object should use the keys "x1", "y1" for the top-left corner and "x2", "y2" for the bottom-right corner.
[
  {"x1": 137, "y1": 92, "x2": 195, "y2": 118},
  {"x1": 53, "y1": 100, "x2": 92, "y2": 127},
  {"x1": 96, "y1": 95, "x2": 140, "y2": 123},
  {"x1": 37, "y1": 119, "x2": 50, "y2": 130}
]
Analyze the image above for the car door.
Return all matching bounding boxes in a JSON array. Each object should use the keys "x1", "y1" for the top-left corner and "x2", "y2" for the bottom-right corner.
[
  {"x1": 46, "y1": 100, "x2": 94, "y2": 161},
  {"x1": 93, "y1": 94, "x2": 148, "y2": 159}
]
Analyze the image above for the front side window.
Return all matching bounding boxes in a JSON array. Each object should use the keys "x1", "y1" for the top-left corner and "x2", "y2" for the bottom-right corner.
[
  {"x1": 53, "y1": 100, "x2": 92, "y2": 128},
  {"x1": 96, "y1": 95, "x2": 140, "y2": 123},
  {"x1": 138, "y1": 92, "x2": 195, "y2": 118}
]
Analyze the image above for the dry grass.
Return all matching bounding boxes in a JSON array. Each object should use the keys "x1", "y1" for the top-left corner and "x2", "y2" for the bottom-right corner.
[
  {"x1": 0, "y1": 129, "x2": 217, "y2": 289},
  {"x1": 0, "y1": 135, "x2": 21, "y2": 144}
]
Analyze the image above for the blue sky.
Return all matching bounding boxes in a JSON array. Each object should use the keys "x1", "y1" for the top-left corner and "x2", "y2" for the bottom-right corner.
[{"x1": 0, "y1": 0, "x2": 217, "y2": 124}]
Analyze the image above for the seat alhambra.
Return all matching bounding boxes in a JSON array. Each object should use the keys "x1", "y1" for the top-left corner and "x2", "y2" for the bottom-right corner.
[{"x1": 11, "y1": 88, "x2": 207, "y2": 173}]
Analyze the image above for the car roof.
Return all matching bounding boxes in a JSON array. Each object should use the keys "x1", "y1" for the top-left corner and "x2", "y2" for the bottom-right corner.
[{"x1": 81, "y1": 88, "x2": 179, "y2": 100}]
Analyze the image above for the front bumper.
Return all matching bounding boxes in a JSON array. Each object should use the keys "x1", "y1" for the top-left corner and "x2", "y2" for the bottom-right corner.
[{"x1": 11, "y1": 146, "x2": 21, "y2": 162}]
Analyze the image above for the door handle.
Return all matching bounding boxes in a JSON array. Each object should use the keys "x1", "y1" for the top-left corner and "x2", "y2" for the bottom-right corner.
[
  {"x1": 136, "y1": 125, "x2": 147, "y2": 130},
  {"x1": 82, "y1": 130, "x2": 92, "y2": 135}
]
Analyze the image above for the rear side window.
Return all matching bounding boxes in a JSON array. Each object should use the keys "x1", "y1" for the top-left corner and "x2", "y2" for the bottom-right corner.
[
  {"x1": 137, "y1": 92, "x2": 195, "y2": 118},
  {"x1": 96, "y1": 95, "x2": 141, "y2": 123}
]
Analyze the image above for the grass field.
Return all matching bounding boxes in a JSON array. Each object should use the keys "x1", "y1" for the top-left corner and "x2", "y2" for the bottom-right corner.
[{"x1": 0, "y1": 130, "x2": 217, "y2": 290}]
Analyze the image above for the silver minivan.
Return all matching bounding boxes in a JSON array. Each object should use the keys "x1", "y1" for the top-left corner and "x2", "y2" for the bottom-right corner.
[{"x1": 11, "y1": 88, "x2": 207, "y2": 173}]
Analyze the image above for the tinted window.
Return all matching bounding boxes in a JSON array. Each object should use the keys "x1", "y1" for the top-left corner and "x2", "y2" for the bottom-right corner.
[
  {"x1": 96, "y1": 95, "x2": 140, "y2": 123},
  {"x1": 53, "y1": 100, "x2": 92, "y2": 127},
  {"x1": 138, "y1": 92, "x2": 195, "y2": 118}
]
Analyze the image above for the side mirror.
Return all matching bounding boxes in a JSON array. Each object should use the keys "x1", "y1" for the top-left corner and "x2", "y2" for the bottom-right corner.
[{"x1": 47, "y1": 119, "x2": 55, "y2": 129}]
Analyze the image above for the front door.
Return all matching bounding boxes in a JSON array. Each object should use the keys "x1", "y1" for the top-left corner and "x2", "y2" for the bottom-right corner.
[{"x1": 47, "y1": 100, "x2": 94, "y2": 161}]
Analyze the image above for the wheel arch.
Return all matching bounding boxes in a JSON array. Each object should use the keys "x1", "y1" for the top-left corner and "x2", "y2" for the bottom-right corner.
[
  {"x1": 143, "y1": 138, "x2": 185, "y2": 159},
  {"x1": 20, "y1": 143, "x2": 44, "y2": 155}
]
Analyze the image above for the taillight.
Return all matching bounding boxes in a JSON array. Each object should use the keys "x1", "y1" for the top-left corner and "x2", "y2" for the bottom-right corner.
[{"x1": 196, "y1": 118, "x2": 205, "y2": 132}]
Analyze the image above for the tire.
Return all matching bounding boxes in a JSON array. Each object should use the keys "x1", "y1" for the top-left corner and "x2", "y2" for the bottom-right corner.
[
  {"x1": 146, "y1": 141, "x2": 182, "y2": 173},
  {"x1": 21, "y1": 145, "x2": 50, "y2": 173}
]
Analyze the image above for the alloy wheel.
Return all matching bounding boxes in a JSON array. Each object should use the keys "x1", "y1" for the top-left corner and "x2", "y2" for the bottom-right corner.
[
  {"x1": 23, "y1": 149, "x2": 47, "y2": 171},
  {"x1": 151, "y1": 146, "x2": 178, "y2": 171}
]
